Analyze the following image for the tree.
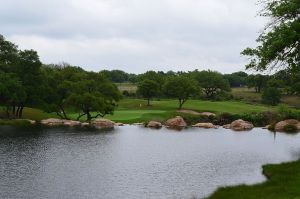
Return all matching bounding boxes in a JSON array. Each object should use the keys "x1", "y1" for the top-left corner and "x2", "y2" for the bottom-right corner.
[
  {"x1": 67, "y1": 72, "x2": 121, "y2": 121},
  {"x1": 246, "y1": 74, "x2": 268, "y2": 93},
  {"x1": 262, "y1": 87, "x2": 281, "y2": 106},
  {"x1": 242, "y1": 0, "x2": 300, "y2": 71},
  {"x1": 0, "y1": 35, "x2": 44, "y2": 118},
  {"x1": 192, "y1": 70, "x2": 231, "y2": 99},
  {"x1": 138, "y1": 71, "x2": 166, "y2": 96},
  {"x1": 0, "y1": 72, "x2": 26, "y2": 118},
  {"x1": 137, "y1": 79, "x2": 159, "y2": 106},
  {"x1": 163, "y1": 76, "x2": 199, "y2": 109},
  {"x1": 224, "y1": 71, "x2": 248, "y2": 87}
]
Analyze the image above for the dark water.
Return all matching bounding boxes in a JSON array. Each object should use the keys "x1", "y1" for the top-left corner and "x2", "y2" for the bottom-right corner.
[{"x1": 0, "y1": 126, "x2": 300, "y2": 199}]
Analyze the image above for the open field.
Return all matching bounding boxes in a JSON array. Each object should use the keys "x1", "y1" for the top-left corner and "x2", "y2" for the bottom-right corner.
[
  {"x1": 115, "y1": 83, "x2": 300, "y2": 108},
  {"x1": 208, "y1": 159, "x2": 300, "y2": 199},
  {"x1": 232, "y1": 87, "x2": 300, "y2": 108}
]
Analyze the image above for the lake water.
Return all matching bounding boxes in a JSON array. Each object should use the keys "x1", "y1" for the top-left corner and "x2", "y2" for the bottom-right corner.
[{"x1": 0, "y1": 126, "x2": 300, "y2": 199}]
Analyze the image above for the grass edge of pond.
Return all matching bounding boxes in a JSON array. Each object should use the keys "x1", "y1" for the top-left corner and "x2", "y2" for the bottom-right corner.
[{"x1": 207, "y1": 159, "x2": 300, "y2": 199}]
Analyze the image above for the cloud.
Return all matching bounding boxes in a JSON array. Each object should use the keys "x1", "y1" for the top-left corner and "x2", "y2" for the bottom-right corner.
[{"x1": 1, "y1": 0, "x2": 266, "y2": 73}]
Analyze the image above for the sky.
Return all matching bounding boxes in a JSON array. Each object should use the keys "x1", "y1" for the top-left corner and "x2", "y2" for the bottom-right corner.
[{"x1": 0, "y1": 0, "x2": 267, "y2": 74}]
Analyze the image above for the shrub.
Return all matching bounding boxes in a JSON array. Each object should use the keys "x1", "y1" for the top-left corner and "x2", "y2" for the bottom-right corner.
[
  {"x1": 278, "y1": 104, "x2": 300, "y2": 120},
  {"x1": 262, "y1": 87, "x2": 281, "y2": 106}
]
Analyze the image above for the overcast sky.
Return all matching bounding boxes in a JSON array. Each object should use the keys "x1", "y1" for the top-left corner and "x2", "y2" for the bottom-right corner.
[{"x1": 0, "y1": 0, "x2": 266, "y2": 74}]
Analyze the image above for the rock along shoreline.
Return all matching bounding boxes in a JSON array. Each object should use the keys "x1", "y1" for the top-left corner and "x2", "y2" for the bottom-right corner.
[{"x1": 1, "y1": 117, "x2": 300, "y2": 133}]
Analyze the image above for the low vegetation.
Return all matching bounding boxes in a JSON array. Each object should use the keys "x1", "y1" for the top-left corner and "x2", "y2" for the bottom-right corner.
[{"x1": 208, "y1": 159, "x2": 300, "y2": 199}]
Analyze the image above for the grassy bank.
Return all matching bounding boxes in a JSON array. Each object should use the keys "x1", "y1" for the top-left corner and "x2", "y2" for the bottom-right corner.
[{"x1": 208, "y1": 159, "x2": 300, "y2": 199}]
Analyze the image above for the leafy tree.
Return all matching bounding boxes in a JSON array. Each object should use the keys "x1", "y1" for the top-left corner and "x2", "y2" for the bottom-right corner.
[
  {"x1": 0, "y1": 72, "x2": 26, "y2": 118},
  {"x1": 0, "y1": 35, "x2": 19, "y2": 72},
  {"x1": 246, "y1": 74, "x2": 268, "y2": 93},
  {"x1": 192, "y1": 70, "x2": 231, "y2": 99},
  {"x1": 163, "y1": 76, "x2": 199, "y2": 109},
  {"x1": 242, "y1": 0, "x2": 300, "y2": 71},
  {"x1": 266, "y1": 78, "x2": 284, "y2": 88},
  {"x1": 262, "y1": 87, "x2": 281, "y2": 106},
  {"x1": 224, "y1": 71, "x2": 248, "y2": 87},
  {"x1": 138, "y1": 71, "x2": 166, "y2": 95},
  {"x1": 67, "y1": 72, "x2": 121, "y2": 121},
  {"x1": 137, "y1": 79, "x2": 159, "y2": 106}
]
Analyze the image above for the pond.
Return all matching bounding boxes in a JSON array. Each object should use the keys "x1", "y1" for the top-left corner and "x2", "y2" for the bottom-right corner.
[{"x1": 0, "y1": 126, "x2": 300, "y2": 199}]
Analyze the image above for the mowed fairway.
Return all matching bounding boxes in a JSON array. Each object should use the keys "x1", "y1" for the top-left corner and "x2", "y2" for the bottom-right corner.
[{"x1": 99, "y1": 99, "x2": 275, "y2": 123}]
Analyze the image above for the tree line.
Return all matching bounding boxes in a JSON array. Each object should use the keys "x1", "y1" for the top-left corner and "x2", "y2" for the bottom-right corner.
[{"x1": 0, "y1": 35, "x2": 121, "y2": 121}]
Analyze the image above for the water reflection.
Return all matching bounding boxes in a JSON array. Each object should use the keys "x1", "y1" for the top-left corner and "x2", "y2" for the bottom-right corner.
[{"x1": 0, "y1": 126, "x2": 299, "y2": 199}]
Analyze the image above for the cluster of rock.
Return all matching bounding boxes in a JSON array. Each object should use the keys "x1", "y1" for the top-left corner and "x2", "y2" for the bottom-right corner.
[
  {"x1": 40, "y1": 118, "x2": 124, "y2": 129},
  {"x1": 223, "y1": 119, "x2": 254, "y2": 131},
  {"x1": 21, "y1": 113, "x2": 299, "y2": 133},
  {"x1": 145, "y1": 117, "x2": 256, "y2": 131},
  {"x1": 274, "y1": 119, "x2": 300, "y2": 132},
  {"x1": 165, "y1": 116, "x2": 187, "y2": 129},
  {"x1": 192, "y1": 123, "x2": 217, "y2": 129}
]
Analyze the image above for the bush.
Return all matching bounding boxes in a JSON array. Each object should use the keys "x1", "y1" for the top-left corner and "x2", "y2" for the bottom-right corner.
[
  {"x1": 214, "y1": 91, "x2": 233, "y2": 101},
  {"x1": 278, "y1": 104, "x2": 300, "y2": 120},
  {"x1": 283, "y1": 124, "x2": 298, "y2": 133},
  {"x1": 262, "y1": 87, "x2": 281, "y2": 106}
]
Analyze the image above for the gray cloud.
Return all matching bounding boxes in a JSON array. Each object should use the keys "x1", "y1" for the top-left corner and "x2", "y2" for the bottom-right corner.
[{"x1": 1, "y1": 0, "x2": 266, "y2": 73}]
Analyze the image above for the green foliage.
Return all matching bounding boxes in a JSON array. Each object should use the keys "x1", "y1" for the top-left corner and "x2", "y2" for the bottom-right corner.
[
  {"x1": 278, "y1": 104, "x2": 300, "y2": 120},
  {"x1": 246, "y1": 74, "x2": 268, "y2": 93},
  {"x1": 137, "y1": 79, "x2": 160, "y2": 106},
  {"x1": 163, "y1": 76, "x2": 200, "y2": 109},
  {"x1": 262, "y1": 87, "x2": 281, "y2": 106},
  {"x1": 224, "y1": 71, "x2": 248, "y2": 87},
  {"x1": 191, "y1": 70, "x2": 231, "y2": 99},
  {"x1": 67, "y1": 72, "x2": 121, "y2": 121},
  {"x1": 241, "y1": 0, "x2": 300, "y2": 71}
]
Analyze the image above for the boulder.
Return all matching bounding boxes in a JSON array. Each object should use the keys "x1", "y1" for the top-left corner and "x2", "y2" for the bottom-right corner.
[
  {"x1": 200, "y1": 112, "x2": 216, "y2": 117},
  {"x1": 223, "y1": 119, "x2": 254, "y2": 131},
  {"x1": 81, "y1": 122, "x2": 90, "y2": 127},
  {"x1": 192, "y1": 123, "x2": 216, "y2": 129},
  {"x1": 40, "y1": 118, "x2": 81, "y2": 127},
  {"x1": 115, "y1": 122, "x2": 125, "y2": 126},
  {"x1": 165, "y1": 116, "x2": 187, "y2": 128},
  {"x1": 147, "y1": 121, "x2": 162, "y2": 129},
  {"x1": 132, "y1": 123, "x2": 144, "y2": 126},
  {"x1": 275, "y1": 119, "x2": 300, "y2": 132},
  {"x1": 91, "y1": 119, "x2": 115, "y2": 129},
  {"x1": 62, "y1": 120, "x2": 81, "y2": 127},
  {"x1": 40, "y1": 118, "x2": 64, "y2": 126},
  {"x1": 223, "y1": 124, "x2": 231, "y2": 129}
]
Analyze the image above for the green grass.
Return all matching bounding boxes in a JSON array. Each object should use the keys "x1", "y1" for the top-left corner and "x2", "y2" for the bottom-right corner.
[
  {"x1": 0, "y1": 119, "x2": 32, "y2": 127},
  {"x1": 0, "y1": 107, "x2": 57, "y2": 122},
  {"x1": 66, "y1": 99, "x2": 276, "y2": 123},
  {"x1": 116, "y1": 99, "x2": 275, "y2": 114},
  {"x1": 208, "y1": 159, "x2": 300, "y2": 199}
]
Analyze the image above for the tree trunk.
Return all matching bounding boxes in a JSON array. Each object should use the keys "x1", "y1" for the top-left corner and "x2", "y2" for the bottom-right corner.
[
  {"x1": 59, "y1": 105, "x2": 69, "y2": 120},
  {"x1": 87, "y1": 111, "x2": 92, "y2": 122},
  {"x1": 16, "y1": 106, "x2": 20, "y2": 118},
  {"x1": 12, "y1": 105, "x2": 16, "y2": 118},
  {"x1": 18, "y1": 106, "x2": 24, "y2": 118},
  {"x1": 147, "y1": 98, "x2": 150, "y2": 106}
]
